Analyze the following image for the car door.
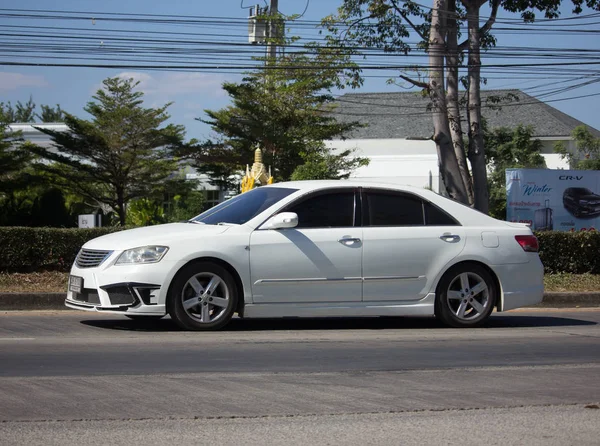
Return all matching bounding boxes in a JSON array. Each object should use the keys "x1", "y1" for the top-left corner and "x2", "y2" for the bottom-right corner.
[
  {"x1": 249, "y1": 188, "x2": 363, "y2": 303},
  {"x1": 361, "y1": 188, "x2": 466, "y2": 301}
]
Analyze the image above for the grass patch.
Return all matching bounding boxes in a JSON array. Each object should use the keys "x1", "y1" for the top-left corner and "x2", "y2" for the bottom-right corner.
[
  {"x1": 543, "y1": 273, "x2": 600, "y2": 293},
  {"x1": 0, "y1": 271, "x2": 69, "y2": 293},
  {"x1": 1, "y1": 271, "x2": 600, "y2": 293}
]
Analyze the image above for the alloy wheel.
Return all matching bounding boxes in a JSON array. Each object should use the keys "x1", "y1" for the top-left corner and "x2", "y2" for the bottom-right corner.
[
  {"x1": 181, "y1": 272, "x2": 230, "y2": 324},
  {"x1": 445, "y1": 272, "x2": 491, "y2": 322}
]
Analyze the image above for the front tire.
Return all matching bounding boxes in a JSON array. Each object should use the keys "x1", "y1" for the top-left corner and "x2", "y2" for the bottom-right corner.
[
  {"x1": 435, "y1": 264, "x2": 497, "y2": 328},
  {"x1": 167, "y1": 262, "x2": 237, "y2": 331}
]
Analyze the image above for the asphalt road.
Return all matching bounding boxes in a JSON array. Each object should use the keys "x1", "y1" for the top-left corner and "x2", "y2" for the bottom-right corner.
[{"x1": 0, "y1": 309, "x2": 599, "y2": 445}]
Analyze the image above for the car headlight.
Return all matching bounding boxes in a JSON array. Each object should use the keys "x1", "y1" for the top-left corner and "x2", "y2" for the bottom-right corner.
[{"x1": 115, "y1": 246, "x2": 169, "y2": 265}]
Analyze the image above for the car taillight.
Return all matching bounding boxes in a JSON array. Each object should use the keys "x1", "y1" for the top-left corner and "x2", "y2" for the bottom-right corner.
[{"x1": 515, "y1": 235, "x2": 539, "y2": 252}]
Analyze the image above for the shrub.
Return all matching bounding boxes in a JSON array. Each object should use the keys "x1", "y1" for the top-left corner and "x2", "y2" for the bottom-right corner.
[
  {"x1": 535, "y1": 231, "x2": 600, "y2": 274},
  {"x1": 1, "y1": 226, "x2": 599, "y2": 275},
  {"x1": 0, "y1": 226, "x2": 127, "y2": 272}
]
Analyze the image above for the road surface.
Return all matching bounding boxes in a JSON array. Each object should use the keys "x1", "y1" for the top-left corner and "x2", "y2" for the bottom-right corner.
[{"x1": 0, "y1": 309, "x2": 599, "y2": 445}]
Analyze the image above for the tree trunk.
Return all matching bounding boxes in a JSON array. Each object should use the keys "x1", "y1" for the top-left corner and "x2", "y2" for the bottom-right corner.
[
  {"x1": 465, "y1": 1, "x2": 489, "y2": 213},
  {"x1": 429, "y1": 0, "x2": 469, "y2": 204},
  {"x1": 445, "y1": 1, "x2": 474, "y2": 205},
  {"x1": 116, "y1": 188, "x2": 126, "y2": 226}
]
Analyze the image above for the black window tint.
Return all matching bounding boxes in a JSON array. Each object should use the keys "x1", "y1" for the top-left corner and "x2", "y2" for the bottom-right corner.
[
  {"x1": 287, "y1": 191, "x2": 355, "y2": 228},
  {"x1": 365, "y1": 191, "x2": 424, "y2": 226},
  {"x1": 424, "y1": 201, "x2": 459, "y2": 226}
]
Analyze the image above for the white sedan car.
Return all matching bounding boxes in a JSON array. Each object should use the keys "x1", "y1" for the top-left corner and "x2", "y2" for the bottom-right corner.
[{"x1": 66, "y1": 180, "x2": 544, "y2": 330}]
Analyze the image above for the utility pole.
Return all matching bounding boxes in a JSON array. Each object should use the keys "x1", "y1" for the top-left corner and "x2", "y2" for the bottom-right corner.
[{"x1": 267, "y1": 0, "x2": 279, "y2": 61}]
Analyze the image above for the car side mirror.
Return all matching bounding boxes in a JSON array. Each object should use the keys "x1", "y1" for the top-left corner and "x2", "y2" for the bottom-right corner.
[{"x1": 262, "y1": 212, "x2": 298, "y2": 230}]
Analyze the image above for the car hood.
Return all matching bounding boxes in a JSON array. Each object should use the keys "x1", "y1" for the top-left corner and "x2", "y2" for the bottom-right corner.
[{"x1": 83, "y1": 223, "x2": 230, "y2": 251}]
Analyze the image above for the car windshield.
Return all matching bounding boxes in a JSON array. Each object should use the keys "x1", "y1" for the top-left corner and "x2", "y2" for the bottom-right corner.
[
  {"x1": 571, "y1": 188, "x2": 594, "y2": 195},
  {"x1": 191, "y1": 187, "x2": 298, "y2": 225}
]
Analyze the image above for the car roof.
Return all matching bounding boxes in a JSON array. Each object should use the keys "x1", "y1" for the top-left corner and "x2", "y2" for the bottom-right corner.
[{"x1": 264, "y1": 179, "x2": 433, "y2": 195}]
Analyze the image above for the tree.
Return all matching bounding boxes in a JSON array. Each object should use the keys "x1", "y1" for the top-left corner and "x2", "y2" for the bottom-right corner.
[
  {"x1": 0, "y1": 121, "x2": 30, "y2": 197},
  {"x1": 485, "y1": 125, "x2": 546, "y2": 219},
  {"x1": 37, "y1": 104, "x2": 64, "y2": 123},
  {"x1": 291, "y1": 150, "x2": 368, "y2": 180},
  {"x1": 0, "y1": 97, "x2": 36, "y2": 123},
  {"x1": 28, "y1": 77, "x2": 185, "y2": 225},
  {"x1": 322, "y1": 0, "x2": 599, "y2": 213},
  {"x1": 1, "y1": 98, "x2": 65, "y2": 123},
  {"x1": 196, "y1": 33, "x2": 368, "y2": 184},
  {"x1": 14, "y1": 96, "x2": 36, "y2": 123},
  {"x1": 555, "y1": 125, "x2": 600, "y2": 170}
]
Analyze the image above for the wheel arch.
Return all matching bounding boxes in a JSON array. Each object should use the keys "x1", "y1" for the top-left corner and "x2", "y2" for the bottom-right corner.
[
  {"x1": 166, "y1": 257, "x2": 246, "y2": 317},
  {"x1": 435, "y1": 260, "x2": 503, "y2": 311}
]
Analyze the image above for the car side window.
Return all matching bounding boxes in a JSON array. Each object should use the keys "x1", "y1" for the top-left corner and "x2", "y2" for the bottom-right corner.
[
  {"x1": 286, "y1": 191, "x2": 355, "y2": 228},
  {"x1": 424, "y1": 201, "x2": 460, "y2": 226},
  {"x1": 364, "y1": 190, "x2": 424, "y2": 226}
]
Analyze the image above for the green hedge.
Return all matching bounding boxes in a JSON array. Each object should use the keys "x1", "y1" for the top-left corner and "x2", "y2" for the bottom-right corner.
[
  {"x1": 535, "y1": 231, "x2": 600, "y2": 274},
  {"x1": 0, "y1": 226, "x2": 599, "y2": 274},
  {"x1": 0, "y1": 227, "x2": 128, "y2": 272}
]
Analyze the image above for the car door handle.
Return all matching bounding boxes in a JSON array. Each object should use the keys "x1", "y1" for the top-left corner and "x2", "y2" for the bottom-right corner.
[
  {"x1": 338, "y1": 237, "x2": 361, "y2": 246},
  {"x1": 440, "y1": 234, "x2": 461, "y2": 243}
]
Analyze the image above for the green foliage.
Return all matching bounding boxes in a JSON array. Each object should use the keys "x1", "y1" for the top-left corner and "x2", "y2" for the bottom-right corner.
[
  {"x1": 0, "y1": 97, "x2": 36, "y2": 123},
  {"x1": 28, "y1": 188, "x2": 72, "y2": 227},
  {"x1": 0, "y1": 99, "x2": 65, "y2": 123},
  {"x1": 125, "y1": 198, "x2": 165, "y2": 226},
  {"x1": 536, "y1": 231, "x2": 600, "y2": 274},
  {"x1": 37, "y1": 104, "x2": 64, "y2": 122},
  {"x1": 555, "y1": 125, "x2": 600, "y2": 170},
  {"x1": 0, "y1": 121, "x2": 31, "y2": 200},
  {"x1": 166, "y1": 190, "x2": 206, "y2": 221},
  {"x1": 1, "y1": 187, "x2": 79, "y2": 228},
  {"x1": 28, "y1": 77, "x2": 186, "y2": 225},
  {"x1": 0, "y1": 226, "x2": 128, "y2": 272},
  {"x1": 485, "y1": 125, "x2": 546, "y2": 219},
  {"x1": 291, "y1": 150, "x2": 369, "y2": 181},
  {"x1": 195, "y1": 30, "x2": 365, "y2": 184}
]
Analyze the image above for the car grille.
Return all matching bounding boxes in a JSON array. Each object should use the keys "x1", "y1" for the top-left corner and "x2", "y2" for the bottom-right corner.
[
  {"x1": 71, "y1": 289, "x2": 101, "y2": 304},
  {"x1": 106, "y1": 286, "x2": 137, "y2": 305},
  {"x1": 75, "y1": 249, "x2": 113, "y2": 268}
]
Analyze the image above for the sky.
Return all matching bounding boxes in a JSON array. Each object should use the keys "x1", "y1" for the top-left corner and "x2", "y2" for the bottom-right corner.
[{"x1": 0, "y1": 0, "x2": 599, "y2": 142}]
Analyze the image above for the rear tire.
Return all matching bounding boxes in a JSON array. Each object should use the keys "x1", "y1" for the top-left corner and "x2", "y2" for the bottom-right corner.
[
  {"x1": 167, "y1": 262, "x2": 237, "y2": 331},
  {"x1": 435, "y1": 264, "x2": 497, "y2": 328}
]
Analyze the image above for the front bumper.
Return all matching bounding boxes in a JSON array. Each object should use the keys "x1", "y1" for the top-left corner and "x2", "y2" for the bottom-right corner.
[
  {"x1": 65, "y1": 258, "x2": 183, "y2": 316},
  {"x1": 577, "y1": 206, "x2": 600, "y2": 217}
]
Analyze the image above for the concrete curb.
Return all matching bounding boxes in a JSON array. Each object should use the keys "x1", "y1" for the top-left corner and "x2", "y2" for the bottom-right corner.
[
  {"x1": 0, "y1": 292, "x2": 599, "y2": 311},
  {"x1": 0, "y1": 293, "x2": 66, "y2": 311}
]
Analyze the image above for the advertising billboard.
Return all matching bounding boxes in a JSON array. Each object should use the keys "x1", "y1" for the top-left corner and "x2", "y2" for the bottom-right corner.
[{"x1": 506, "y1": 169, "x2": 600, "y2": 232}]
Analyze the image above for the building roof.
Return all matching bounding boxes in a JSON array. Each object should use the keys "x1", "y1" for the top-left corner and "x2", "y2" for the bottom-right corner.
[
  {"x1": 330, "y1": 89, "x2": 600, "y2": 140},
  {"x1": 7, "y1": 122, "x2": 68, "y2": 148}
]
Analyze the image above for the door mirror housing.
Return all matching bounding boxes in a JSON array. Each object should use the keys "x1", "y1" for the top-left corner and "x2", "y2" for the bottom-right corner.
[{"x1": 262, "y1": 212, "x2": 298, "y2": 230}]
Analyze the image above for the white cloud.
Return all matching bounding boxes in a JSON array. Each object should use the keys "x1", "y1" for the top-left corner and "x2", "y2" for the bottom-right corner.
[
  {"x1": 116, "y1": 71, "x2": 153, "y2": 87},
  {"x1": 0, "y1": 72, "x2": 48, "y2": 91}
]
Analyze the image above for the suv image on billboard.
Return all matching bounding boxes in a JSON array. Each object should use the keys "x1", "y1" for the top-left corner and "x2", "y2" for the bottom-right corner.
[{"x1": 563, "y1": 187, "x2": 600, "y2": 218}]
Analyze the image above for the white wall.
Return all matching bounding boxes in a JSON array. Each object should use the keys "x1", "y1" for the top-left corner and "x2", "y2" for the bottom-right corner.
[
  {"x1": 329, "y1": 136, "x2": 573, "y2": 190},
  {"x1": 537, "y1": 138, "x2": 572, "y2": 170},
  {"x1": 328, "y1": 138, "x2": 441, "y2": 191}
]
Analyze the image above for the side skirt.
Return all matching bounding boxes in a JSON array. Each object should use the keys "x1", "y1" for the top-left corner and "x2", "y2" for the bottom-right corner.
[{"x1": 243, "y1": 293, "x2": 436, "y2": 318}]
